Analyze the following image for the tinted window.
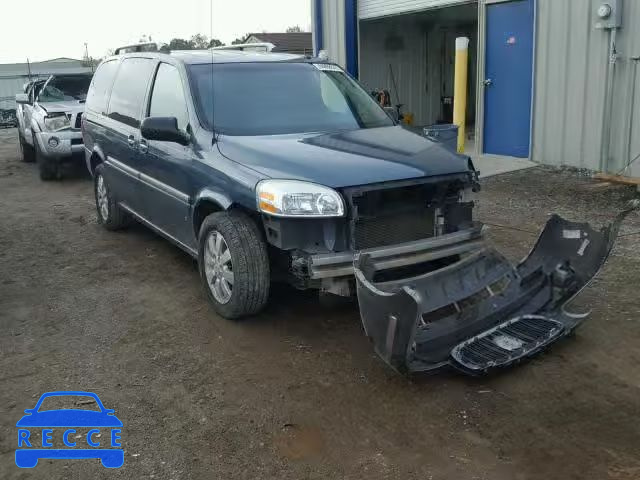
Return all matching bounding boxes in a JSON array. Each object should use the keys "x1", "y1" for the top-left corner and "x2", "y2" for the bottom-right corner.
[
  {"x1": 188, "y1": 63, "x2": 393, "y2": 135},
  {"x1": 108, "y1": 58, "x2": 155, "y2": 128},
  {"x1": 149, "y1": 63, "x2": 189, "y2": 130},
  {"x1": 86, "y1": 60, "x2": 119, "y2": 113}
]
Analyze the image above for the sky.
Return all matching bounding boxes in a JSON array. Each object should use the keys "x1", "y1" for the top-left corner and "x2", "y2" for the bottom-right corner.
[{"x1": 1, "y1": 0, "x2": 311, "y2": 63}]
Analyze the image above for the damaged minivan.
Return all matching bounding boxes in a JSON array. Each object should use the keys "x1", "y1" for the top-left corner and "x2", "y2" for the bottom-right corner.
[{"x1": 83, "y1": 48, "x2": 629, "y2": 375}]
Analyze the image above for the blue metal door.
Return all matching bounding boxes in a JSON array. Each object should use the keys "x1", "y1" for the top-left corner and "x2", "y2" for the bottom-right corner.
[{"x1": 483, "y1": 0, "x2": 534, "y2": 158}]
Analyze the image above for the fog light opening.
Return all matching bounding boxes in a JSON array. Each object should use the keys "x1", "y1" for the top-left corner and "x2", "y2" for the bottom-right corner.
[{"x1": 48, "y1": 137, "x2": 59, "y2": 148}]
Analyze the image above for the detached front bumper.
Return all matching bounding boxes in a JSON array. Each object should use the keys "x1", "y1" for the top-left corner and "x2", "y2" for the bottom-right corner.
[
  {"x1": 354, "y1": 210, "x2": 634, "y2": 376},
  {"x1": 34, "y1": 130, "x2": 84, "y2": 159}
]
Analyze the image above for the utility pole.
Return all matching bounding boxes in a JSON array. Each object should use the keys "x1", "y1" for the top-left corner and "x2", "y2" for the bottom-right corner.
[{"x1": 84, "y1": 43, "x2": 94, "y2": 72}]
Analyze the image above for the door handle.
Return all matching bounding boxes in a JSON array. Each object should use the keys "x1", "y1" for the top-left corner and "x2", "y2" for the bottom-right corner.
[
  {"x1": 139, "y1": 139, "x2": 148, "y2": 154},
  {"x1": 127, "y1": 135, "x2": 136, "y2": 148},
  {"x1": 483, "y1": 78, "x2": 493, "y2": 87}
]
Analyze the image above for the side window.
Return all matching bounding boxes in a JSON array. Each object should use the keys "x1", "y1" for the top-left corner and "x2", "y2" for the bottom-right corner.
[
  {"x1": 148, "y1": 63, "x2": 189, "y2": 131},
  {"x1": 86, "y1": 60, "x2": 119, "y2": 114},
  {"x1": 107, "y1": 58, "x2": 155, "y2": 128}
]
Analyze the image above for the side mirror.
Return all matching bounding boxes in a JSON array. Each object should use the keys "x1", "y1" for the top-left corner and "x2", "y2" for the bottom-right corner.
[
  {"x1": 141, "y1": 117, "x2": 189, "y2": 146},
  {"x1": 15, "y1": 93, "x2": 29, "y2": 105}
]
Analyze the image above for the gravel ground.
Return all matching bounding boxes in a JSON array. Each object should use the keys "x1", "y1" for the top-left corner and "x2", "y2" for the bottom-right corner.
[{"x1": 1, "y1": 127, "x2": 639, "y2": 479}]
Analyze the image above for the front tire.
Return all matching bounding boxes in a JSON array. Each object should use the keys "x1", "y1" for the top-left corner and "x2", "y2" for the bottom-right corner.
[
  {"x1": 18, "y1": 132, "x2": 35, "y2": 163},
  {"x1": 198, "y1": 211, "x2": 270, "y2": 319},
  {"x1": 94, "y1": 163, "x2": 130, "y2": 230},
  {"x1": 33, "y1": 133, "x2": 57, "y2": 180}
]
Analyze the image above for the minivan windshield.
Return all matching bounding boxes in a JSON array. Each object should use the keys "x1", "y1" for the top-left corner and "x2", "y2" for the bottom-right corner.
[
  {"x1": 188, "y1": 62, "x2": 394, "y2": 135},
  {"x1": 38, "y1": 75, "x2": 92, "y2": 102}
]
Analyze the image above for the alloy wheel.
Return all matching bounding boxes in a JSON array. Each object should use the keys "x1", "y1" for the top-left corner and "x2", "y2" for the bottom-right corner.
[
  {"x1": 96, "y1": 175, "x2": 109, "y2": 221},
  {"x1": 204, "y1": 230, "x2": 234, "y2": 304}
]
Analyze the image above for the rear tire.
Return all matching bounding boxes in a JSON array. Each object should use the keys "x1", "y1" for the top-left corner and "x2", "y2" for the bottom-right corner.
[
  {"x1": 198, "y1": 211, "x2": 270, "y2": 319},
  {"x1": 94, "y1": 163, "x2": 130, "y2": 230},
  {"x1": 33, "y1": 133, "x2": 58, "y2": 180},
  {"x1": 18, "y1": 132, "x2": 35, "y2": 163}
]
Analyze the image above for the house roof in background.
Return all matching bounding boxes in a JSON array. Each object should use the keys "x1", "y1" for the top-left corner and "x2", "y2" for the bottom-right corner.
[{"x1": 246, "y1": 32, "x2": 312, "y2": 54}]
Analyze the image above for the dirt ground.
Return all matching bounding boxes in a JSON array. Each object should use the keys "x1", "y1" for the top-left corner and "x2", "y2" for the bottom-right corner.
[{"x1": 1, "y1": 127, "x2": 639, "y2": 480}]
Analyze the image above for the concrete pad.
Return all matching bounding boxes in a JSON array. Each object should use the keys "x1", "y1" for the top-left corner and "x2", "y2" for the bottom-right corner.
[
  {"x1": 462, "y1": 135, "x2": 537, "y2": 178},
  {"x1": 472, "y1": 154, "x2": 538, "y2": 178}
]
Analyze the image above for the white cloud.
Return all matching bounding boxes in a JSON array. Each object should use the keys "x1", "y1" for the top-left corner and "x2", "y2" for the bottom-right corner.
[{"x1": 1, "y1": 0, "x2": 311, "y2": 63}]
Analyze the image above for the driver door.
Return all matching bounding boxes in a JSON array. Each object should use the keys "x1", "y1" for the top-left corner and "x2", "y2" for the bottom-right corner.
[{"x1": 137, "y1": 62, "x2": 193, "y2": 246}]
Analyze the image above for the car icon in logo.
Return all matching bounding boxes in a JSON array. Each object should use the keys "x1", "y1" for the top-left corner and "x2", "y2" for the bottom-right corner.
[{"x1": 15, "y1": 391, "x2": 123, "y2": 468}]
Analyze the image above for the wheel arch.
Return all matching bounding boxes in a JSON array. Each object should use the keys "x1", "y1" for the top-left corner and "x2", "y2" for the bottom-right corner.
[
  {"x1": 192, "y1": 189, "x2": 234, "y2": 238},
  {"x1": 88, "y1": 146, "x2": 106, "y2": 176}
]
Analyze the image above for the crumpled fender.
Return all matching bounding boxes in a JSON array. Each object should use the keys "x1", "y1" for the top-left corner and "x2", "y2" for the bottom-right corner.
[{"x1": 354, "y1": 205, "x2": 637, "y2": 375}]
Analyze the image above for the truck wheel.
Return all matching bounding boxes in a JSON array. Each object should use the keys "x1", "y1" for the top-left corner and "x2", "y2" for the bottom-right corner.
[
  {"x1": 94, "y1": 163, "x2": 130, "y2": 230},
  {"x1": 18, "y1": 133, "x2": 35, "y2": 163},
  {"x1": 33, "y1": 133, "x2": 58, "y2": 180},
  {"x1": 198, "y1": 211, "x2": 270, "y2": 319}
]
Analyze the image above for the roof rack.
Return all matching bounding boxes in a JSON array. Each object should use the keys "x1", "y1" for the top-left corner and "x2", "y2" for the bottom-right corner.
[
  {"x1": 211, "y1": 42, "x2": 275, "y2": 53},
  {"x1": 114, "y1": 42, "x2": 159, "y2": 55}
]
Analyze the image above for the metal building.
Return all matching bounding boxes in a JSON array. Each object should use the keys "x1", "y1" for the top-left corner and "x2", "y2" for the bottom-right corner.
[
  {"x1": 312, "y1": 0, "x2": 640, "y2": 177},
  {"x1": 0, "y1": 58, "x2": 92, "y2": 110}
]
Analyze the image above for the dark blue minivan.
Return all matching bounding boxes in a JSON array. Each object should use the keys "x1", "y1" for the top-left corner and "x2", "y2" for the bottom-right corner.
[{"x1": 82, "y1": 48, "x2": 479, "y2": 319}]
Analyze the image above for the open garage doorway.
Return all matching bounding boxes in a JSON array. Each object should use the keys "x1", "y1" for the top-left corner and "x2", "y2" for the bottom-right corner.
[{"x1": 358, "y1": 2, "x2": 479, "y2": 154}]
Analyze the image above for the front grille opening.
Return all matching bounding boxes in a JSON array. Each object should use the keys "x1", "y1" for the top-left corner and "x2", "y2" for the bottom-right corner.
[
  {"x1": 373, "y1": 255, "x2": 459, "y2": 283},
  {"x1": 422, "y1": 303, "x2": 458, "y2": 324},
  {"x1": 419, "y1": 274, "x2": 511, "y2": 325},
  {"x1": 488, "y1": 276, "x2": 511, "y2": 296},
  {"x1": 457, "y1": 288, "x2": 491, "y2": 311},
  {"x1": 348, "y1": 180, "x2": 466, "y2": 250},
  {"x1": 355, "y1": 209, "x2": 435, "y2": 250}
]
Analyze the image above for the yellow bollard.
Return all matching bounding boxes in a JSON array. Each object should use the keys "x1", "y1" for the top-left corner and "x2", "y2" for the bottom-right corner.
[{"x1": 453, "y1": 37, "x2": 469, "y2": 154}]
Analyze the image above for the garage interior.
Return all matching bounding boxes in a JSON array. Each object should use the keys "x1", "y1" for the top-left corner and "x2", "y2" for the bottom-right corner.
[{"x1": 358, "y1": 2, "x2": 478, "y2": 150}]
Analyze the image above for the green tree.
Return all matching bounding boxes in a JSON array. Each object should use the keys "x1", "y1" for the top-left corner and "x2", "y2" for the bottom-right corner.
[
  {"x1": 190, "y1": 34, "x2": 209, "y2": 49},
  {"x1": 168, "y1": 38, "x2": 194, "y2": 50},
  {"x1": 286, "y1": 25, "x2": 302, "y2": 33},
  {"x1": 208, "y1": 38, "x2": 224, "y2": 48}
]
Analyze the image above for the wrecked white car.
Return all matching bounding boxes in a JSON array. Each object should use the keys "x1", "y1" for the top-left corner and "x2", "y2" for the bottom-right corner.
[{"x1": 15, "y1": 73, "x2": 92, "y2": 180}]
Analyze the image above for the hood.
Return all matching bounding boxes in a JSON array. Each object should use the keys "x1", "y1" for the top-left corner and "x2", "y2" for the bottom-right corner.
[
  {"x1": 217, "y1": 126, "x2": 471, "y2": 188},
  {"x1": 39, "y1": 100, "x2": 85, "y2": 115}
]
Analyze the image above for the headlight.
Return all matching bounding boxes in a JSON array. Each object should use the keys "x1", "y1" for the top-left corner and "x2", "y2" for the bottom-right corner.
[
  {"x1": 256, "y1": 180, "x2": 345, "y2": 217},
  {"x1": 43, "y1": 114, "x2": 70, "y2": 132}
]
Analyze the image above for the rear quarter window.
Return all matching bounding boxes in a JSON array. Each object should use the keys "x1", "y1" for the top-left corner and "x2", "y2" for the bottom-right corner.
[
  {"x1": 86, "y1": 60, "x2": 119, "y2": 114},
  {"x1": 107, "y1": 57, "x2": 156, "y2": 128}
]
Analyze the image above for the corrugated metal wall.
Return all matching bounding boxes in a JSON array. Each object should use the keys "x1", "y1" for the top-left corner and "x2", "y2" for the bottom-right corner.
[
  {"x1": 532, "y1": 0, "x2": 640, "y2": 175},
  {"x1": 359, "y1": 11, "x2": 476, "y2": 126},
  {"x1": 315, "y1": 0, "x2": 347, "y2": 68},
  {"x1": 359, "y1": 17, "x2": 429, "y2": 123},
  {"x1": 359, "y1": 0, "x2": 470, "y2": 20}
]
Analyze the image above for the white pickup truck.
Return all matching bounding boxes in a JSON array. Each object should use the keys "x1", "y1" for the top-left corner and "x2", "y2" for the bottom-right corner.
[{"x1": 15, "y1": 73, "x2": 92, "y2": 180}]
